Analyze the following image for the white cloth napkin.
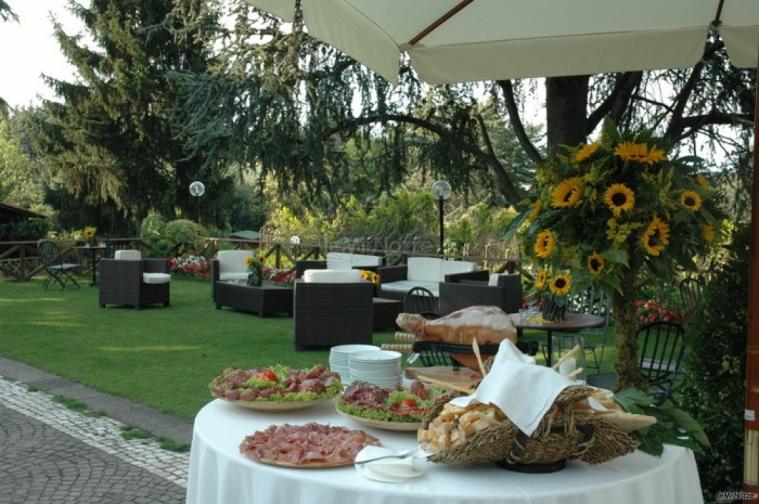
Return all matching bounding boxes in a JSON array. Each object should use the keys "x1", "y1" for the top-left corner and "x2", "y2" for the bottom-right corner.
[
  {"x1": 449, "y1": 339, "x2": 575, "y2": 436},
  {"x1": 354, "y1": 446, "x2": 424, "y2": 483}
]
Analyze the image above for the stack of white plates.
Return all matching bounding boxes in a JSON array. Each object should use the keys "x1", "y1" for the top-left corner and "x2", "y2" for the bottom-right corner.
[
  {"x1": 329, "y1": 344, "x2": 380, "y2": 383},
  {"x1": 349, "y1": 350, "x2": 402, "y2": 389}
]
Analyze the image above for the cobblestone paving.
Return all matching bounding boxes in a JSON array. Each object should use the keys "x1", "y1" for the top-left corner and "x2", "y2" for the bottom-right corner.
[{"x1": 0, "y1": 377, "x2": 189, "y2": 503}]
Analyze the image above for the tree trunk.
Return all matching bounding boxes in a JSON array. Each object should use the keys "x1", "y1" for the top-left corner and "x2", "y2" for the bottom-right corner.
[
  {"x1": 545, "y1": 76, "x2": 590, "y2": 154},
  {"x1": 612, "y1": 269, "x2": 647, "y2": 390}
]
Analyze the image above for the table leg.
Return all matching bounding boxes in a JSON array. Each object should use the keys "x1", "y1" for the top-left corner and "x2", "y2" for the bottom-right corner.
[
  {"x1": 545, "y1": 330, "x2": 553, "y2": 367},
  {"x1": 90, "y1": 249, "x2": 97, "y2": 287}
]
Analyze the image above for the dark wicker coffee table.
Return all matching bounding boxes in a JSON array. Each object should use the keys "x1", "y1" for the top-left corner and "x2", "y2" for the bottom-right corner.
[
  {"x1": 215, "y1": 282, "x2": 293, "y2": 317},
  {"x1": 373, "y1": 297, "x2": 403, "y2": 331}
]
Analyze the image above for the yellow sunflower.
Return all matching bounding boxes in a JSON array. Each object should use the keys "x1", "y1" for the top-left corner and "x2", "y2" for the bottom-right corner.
[
  {"x1": 83, "y1": 227, "x2": 96, "y2": 239},
  {"x1": 575, "y1": 142, "x2": 600, "y2": 163},
  {"x1": 534, "y1": 269, "x2": 548, "y2": 290},
  {"x1": 551, "y1": 177, "x2": 583, "y2": 208},
  {"x1": 614, "y1": 141, "x2": 667, "y2": 164},
  {"x1": 696, "y1": 174, "x2": 710, "y2": 189},
  {"x1": 534, "y1": 230, "x2": 556, "y2": 258},
  {"x1": 702, "y1": 224, "x2": 715, "y2": 243},
  {"x1": 641, "y1": 216, "x2": 671, "y2": 256},
  {"x1": 587, "y1": 253, "x2": 605, "y2": 276},
  {"x1": 244, "y1": 256, "x2": 255, "y2": 267},
  {"x1": 527, "y1": 199, "x2": 542, "y2": 222},
  {"x1": 549, "y1": 274, "x2": 572, "y2": 296},
  {"x1": 680, "y1": 190, "x2": 702, "y2": 211},
  {"x1": 603, "y1": 183, "x2": 635, "y2": 217}
]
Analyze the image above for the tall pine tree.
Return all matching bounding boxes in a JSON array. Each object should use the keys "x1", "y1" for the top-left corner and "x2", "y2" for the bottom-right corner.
[{"x1": 33, "y1": 0, "x2": 219, "y2": 229}]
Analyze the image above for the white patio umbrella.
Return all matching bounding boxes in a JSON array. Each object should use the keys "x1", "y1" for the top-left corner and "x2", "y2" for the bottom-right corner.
[{"x1": 246, "y1": 0, "x2": 759, "y2": 493}]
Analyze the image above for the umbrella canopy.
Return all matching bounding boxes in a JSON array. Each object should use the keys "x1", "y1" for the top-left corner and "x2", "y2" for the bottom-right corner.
[{"x1": 247, "y1": 0, "x2": 759, "y2": 83}]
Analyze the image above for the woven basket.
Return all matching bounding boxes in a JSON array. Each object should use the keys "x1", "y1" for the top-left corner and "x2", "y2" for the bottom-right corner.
[{"x1": 421, "y1": 387, "x2": 639, "y2": 466}]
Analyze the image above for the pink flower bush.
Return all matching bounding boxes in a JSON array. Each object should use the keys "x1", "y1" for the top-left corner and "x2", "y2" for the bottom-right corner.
[
  {"x1": 635, "y1": 298, "x2": 682, "y2": 324},
  {"x1": 170, "y1": 254, "x2": 210, "y2": 279}
]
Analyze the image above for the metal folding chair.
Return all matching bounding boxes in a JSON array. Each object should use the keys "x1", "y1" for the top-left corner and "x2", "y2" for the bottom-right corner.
[
  {"x1": 37, "y1": 240, "x2": 80, "y2": 290},
  {"x1": 638, "y1": 321, "x2": 687, "y2": 404},
  {"x1": 403, "y1": 286, "x2": 439, "y2": 319},
  {"x1": 679, "y1": 277, "x2": 704, "y2": 315}
]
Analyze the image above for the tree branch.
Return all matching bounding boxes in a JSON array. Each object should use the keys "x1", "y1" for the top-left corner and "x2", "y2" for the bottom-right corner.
[
  {"x1": 327, "y1": 112, "x2": 526, "y2": 206},
  {"x1": 475, "y1": 113, "x2": 525, "y2": 207},
  {"x1": 665, "y1": 40, "x2": 724, "y2": 139},
  {"x1": 673, "y1": 111, "x2": 753, "y2": 142},
  {"x1": 497, "y1": 80, "x2": 543, "y2": 164},
  {"x1": 586, "y1": 72, "x2": 643, "y2": 134}
]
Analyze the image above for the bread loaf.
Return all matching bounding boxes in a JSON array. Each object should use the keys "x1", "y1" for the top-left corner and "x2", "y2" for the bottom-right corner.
[{"x1": 396, "y1": 306, "x2": 516, "y2": 346}]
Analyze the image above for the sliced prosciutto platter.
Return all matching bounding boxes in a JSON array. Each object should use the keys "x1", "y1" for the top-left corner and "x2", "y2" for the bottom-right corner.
[
  {"x1": 209, "y1": 364, "x2": 342, "y2": 411},
  {"x1": 240, "y1": 423, "x2": 380, "y2": 468},
  {"x1": 335, "y1": 381, "x2": 446, "y2": 431}
]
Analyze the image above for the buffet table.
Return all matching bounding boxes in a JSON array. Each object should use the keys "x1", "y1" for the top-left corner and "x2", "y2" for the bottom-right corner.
[{"x1": 186, "y1": 399, "x2": 703, "y2": 504}]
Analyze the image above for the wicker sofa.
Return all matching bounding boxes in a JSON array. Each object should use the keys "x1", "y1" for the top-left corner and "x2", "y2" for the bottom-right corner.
[
  {"x1": 99, "y1": 250, "x2": 171, "y2": 309},
  {"x1": 377, "y1": 257, "x2": 484, "y2": 300},
  {"x1": 293, "y1": 269, "x2": 374, "y2": 350},
  {"x1": 294, "y1": 252, "x2": 384, "y2": 277},
  {"x1": 438, "y1": 272, "x2": 523, "y2": 315},
  {"x1": 211, "y1": 250, "x2": 254, "y2": 302}
]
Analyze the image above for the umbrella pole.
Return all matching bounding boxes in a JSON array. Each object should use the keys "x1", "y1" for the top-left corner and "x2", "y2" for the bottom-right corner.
[{"x1": 745, "y1": 57, "x2": 759, "y2": 501}]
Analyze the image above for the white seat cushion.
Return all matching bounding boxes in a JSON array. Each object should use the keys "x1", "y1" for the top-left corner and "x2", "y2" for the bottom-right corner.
[
  {"x1": 115, "y1": 249, "x2": 142, "y2": 261},
  {"x1": 380, "y1": 280, "x2": 439, "y2": 297},
  {"x1": 439, "y1": 260, "x2": 476, "y2": 279},
  {"x1": 326, "y1": 252, "x2": 353, "y2": 271},
  {"x1": 219, "y1": 272, "x2": 249, "y2": 283},
  {"x1": 217, "y1": 250, "x2": 254, "y2": 274},
  {"x1": 488, "y1": 274, "x2": 501, "y2": 287},
  {"x1": 407, "y1": 257, "x2": 442, "y2": 282},
  {"x1": 350, "y1": 254, "x2": 383, "y2": 268},
  {"x1": 142, "y1": 272, "x2": 171, "y2": 284},
  {"x1": 303, "y1": 269, "x2": 362, "y2": 283}
]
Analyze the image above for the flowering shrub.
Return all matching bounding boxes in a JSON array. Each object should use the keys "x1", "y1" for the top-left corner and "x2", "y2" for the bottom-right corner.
[
  {"x1": 170, "y1": 254, "x2": 210, "y2": 279},
  {"x1": 635, "y1": 299, "x2": 682, "y2": 324}
]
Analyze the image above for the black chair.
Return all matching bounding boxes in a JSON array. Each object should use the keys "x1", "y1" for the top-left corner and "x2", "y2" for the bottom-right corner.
[
  {"x1": 403, "y1": 287, "x2": 439, "y2": 319},
  {"x1": 37, "y1": 240, "x2": 80, "y2": 290},
  {"x1": 679, "y1": 277, "x2": 704, "y2": 315},
  {"x1": 638, "y1": 321, "x2": 687, "y2": 404}
]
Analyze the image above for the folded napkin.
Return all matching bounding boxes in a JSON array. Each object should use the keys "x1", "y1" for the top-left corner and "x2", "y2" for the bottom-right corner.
[
  {"x1": 449, "y1": 339, "x2": 575, "y2": 436},
  {"x1": 354, "y1": 446, "x2": 424, "y2": 483}
]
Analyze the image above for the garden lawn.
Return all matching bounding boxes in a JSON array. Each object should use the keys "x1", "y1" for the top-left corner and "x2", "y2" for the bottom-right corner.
[
  {"x1": 0, "y1": 277, "x2": 617, "y2": 422},
  {"x1": 0, "y1": 277, "x2": 397, "y2": 421}
]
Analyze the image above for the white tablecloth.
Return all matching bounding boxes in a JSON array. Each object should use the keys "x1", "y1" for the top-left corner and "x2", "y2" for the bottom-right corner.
[{"x1": 186, "y1": 399, "x2": 703, "y2": 504}]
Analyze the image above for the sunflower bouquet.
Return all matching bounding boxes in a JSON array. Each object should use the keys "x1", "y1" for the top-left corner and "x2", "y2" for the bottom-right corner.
[
  {"x1": 245, "y1": 254, "x2": 266, "y2": 287},
  {"x1": 82, "y1": 226, "x2": 98, "y2": 246},
  {"x1": 359, "y1": 269, "x2": 380, "y2": 284},
  {"x1": 510, "y1": 121, "x2": 722, "y2": 388}
]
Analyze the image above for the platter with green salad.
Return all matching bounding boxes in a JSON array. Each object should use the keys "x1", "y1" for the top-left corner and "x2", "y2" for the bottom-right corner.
[
  {"x1": 209, "y1": 364, "x2": 342, "y2": 411},
  {"x1": 335, "y1": 381, "x2": 446, "y2": 431}
]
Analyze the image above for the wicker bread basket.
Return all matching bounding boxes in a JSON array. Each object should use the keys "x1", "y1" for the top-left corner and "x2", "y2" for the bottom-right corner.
[{"x1": 420, "y1": 387, "x2": 639, "y2": 466}]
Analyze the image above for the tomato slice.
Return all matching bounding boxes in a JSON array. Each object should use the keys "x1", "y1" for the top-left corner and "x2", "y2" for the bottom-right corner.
[
  {"x1": 399, "y1": 399, "x2": 417, "y2": 408},
  {"x1": 256, "y1": 370, "x2": 278, "y2": 383}
]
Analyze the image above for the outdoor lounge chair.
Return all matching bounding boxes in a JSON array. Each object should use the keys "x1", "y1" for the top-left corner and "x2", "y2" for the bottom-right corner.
[
  {"x1": 293, "y1": 269, "x2": 373, "y2": 350},
  {"x1": 438, "y1": 272, "x2": 522, "y2": 315},
  {"x1": 99, "y1": 250, "x2": 171, "y2": 309},
  {"x1": 211, "y1": 249, "x2": 254, "y2": 302},
  {"x1": 377, "y1": 257, "x2": 484, "y2": 300},
  {"x1": 37, "y1": 239, "x2": 80, "y2": 290},
  {"x1": 294, "y1": 252, "x2": 384, "y2": 278}
]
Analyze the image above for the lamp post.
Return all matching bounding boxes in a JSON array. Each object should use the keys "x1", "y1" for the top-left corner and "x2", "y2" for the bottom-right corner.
[
  {"x1": 431, "y1": 180, "x2": 452, "y2": 256},
  {"x1": 189, "y1": 181, "x2": 205, "y2": 224}
]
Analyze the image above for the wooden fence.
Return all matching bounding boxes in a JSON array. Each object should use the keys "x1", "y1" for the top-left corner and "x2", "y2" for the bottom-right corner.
[{"x1": 0, "y1": 236, "x2": 522, "y2": 282}]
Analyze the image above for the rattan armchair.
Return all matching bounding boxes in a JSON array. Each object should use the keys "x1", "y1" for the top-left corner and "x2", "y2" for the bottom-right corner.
[
  {"x1": 293, "y1": 280, "x2": 374, "y2": 350},
  {"x1": 438, "y1": 273, "x2": 522, "y2": 315},
  {"x1": 99, "y1": 254, "x2": 171, "y2": 309}
]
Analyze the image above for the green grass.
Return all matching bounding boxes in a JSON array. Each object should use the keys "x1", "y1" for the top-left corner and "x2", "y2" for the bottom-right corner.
[
  {"x1": 0, "y1": 276, "x2": 397, "y2": 421},
  {"x1": 0, "y1": 276, "x2": 618, "y2": 422},
  {"x1": 53, "y1": 395, "x2": 105, "y2": 417}
]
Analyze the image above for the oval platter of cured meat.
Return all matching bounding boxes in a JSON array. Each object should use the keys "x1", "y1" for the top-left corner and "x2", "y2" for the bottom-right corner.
[
  {"x1": 334, "y1": 381, "x2": 446, "y2": 432},
  {"x1": 209, "y1": 364, "x2": 342, "y2": 411},
  {"x1": 240, "y1": 423, "x2": 381, "y2": 468}
]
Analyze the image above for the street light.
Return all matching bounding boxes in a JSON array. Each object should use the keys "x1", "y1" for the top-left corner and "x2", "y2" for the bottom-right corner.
[
  {"x1": 189, "y1": 181, "x2": 205, "y2": 224},
  {"x1": 431, "y1": 179, "x2": 452, "y2": 256}
]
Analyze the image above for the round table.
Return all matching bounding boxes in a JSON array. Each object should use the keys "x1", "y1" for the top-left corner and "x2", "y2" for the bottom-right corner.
[
  {"x1": 186, "y1": 399, "x2": 703, "y2": 504},
  {"x1": 74, "y1": 245, "x2": 107, "y2": 286},
  {"x1": 514, "y1": 312, "x2": 605, "y2": 366}
]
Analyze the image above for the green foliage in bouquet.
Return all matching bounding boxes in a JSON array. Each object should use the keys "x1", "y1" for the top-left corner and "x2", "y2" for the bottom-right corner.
[{"x1": 508, "y1": 121, "x2": 723, "y2": 388}]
